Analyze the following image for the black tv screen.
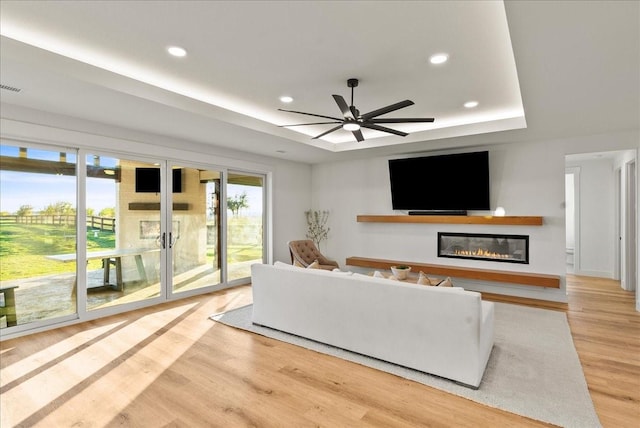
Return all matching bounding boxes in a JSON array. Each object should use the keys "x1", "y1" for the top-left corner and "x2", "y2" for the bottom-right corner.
[
  {"x1": 135, "y1": 168, "x2": 182, "y2": 193},
  {"x1": 388, "y1": 151, "x2": 490, "y2": 211}
]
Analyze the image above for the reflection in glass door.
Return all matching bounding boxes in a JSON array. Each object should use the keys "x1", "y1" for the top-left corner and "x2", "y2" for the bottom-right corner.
[
  {"x1": 85, "y1": 155, "x2": 162, "y2": 311},
  {"x1": 227, "y1": 172, "x2": 264, "y2": 282},
  {"x1": 170, "y1": 166, "x2": 221, "y2": 294}
]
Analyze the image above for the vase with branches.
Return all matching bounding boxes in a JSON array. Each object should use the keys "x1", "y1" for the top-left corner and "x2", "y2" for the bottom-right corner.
[{"x1": 305, "y1": 209, "x2": 330, "y2": 249}]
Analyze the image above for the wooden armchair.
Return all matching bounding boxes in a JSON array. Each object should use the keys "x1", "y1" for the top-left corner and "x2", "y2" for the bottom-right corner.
[{"x1": 288, "y1": 240, "x2": 339, "y2": 270}]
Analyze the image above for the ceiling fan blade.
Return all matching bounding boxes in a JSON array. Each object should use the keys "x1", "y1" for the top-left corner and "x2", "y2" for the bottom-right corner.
[
  {"x1": 312, "y1": 124, "x2": 344, "y2": 140},
  {"x1": 332, "y1": 95, "x2": 355, "y2": 120},
  {"x1": 279, "y1": 121, "x2": 341, "y2": 127},
  {"x1": 370, "y1": 117, "x2": 435, "y2": 123},
  {"x1": 278, "y1": 108, "x2": 342, "y2": 122},
  {"x1": 361, "y1": 123, "x2": 409, "y2": 137},
  {"x1": 360, "y1": 100, "x2": 414, "y2": 120},
  {"x1": 352, "y1": 129, "x2": 364, "y2": 142}
]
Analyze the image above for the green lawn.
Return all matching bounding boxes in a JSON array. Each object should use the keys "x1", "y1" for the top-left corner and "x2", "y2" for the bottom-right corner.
[
  {"x1": 1, "y1": 222, "x2": 262, "y2": 281},
  {"x1": 0, "y1": 223, "x2": 115, "y2": 280},
  {"x1": 208, "y1": 244, "x2": 262, "y2": 264}
]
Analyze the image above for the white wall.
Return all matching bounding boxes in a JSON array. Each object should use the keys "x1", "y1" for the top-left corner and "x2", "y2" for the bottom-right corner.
[
  {"x1": 311, "y1": 130, "x2": 640, "y2": 303},
  {"x1": 271, "y1": 161, "x2": 312, "y2": 263},
  {"x1": 312, "y1": 140, "x2": 569, "y2": 302}
]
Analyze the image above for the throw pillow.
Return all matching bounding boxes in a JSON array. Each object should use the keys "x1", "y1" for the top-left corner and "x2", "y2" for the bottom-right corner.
[
  {"x1": 418, "y1": 271, "x2": 440, "y2": 286},
  {"x1": 417, "y1": 275, "x2": 432, "y2": 286},
  {"x1": 307, "y1": 259, "x2": 321, "y2": 269},
  {"x1": 437, "y1": 277, "x2": 454, "y2": 287},
  {"x1": 373, "y1": 270, "x2": 385, "y2": 278}
]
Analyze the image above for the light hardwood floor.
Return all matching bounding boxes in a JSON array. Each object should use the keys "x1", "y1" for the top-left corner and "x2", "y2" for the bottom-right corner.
[{"x1": 1, "y1": 275, "x2": 638, "y2": 427}]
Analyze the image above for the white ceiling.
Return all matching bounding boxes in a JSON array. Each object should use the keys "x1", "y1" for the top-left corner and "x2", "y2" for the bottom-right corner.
[{"x1": 0, "y1": 1, "x2": 638, "y2": 164}]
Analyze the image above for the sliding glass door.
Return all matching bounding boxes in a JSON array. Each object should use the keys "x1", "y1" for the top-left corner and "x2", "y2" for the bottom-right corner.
[
  {"x1": 169, "y1": 165, "x2": 222, "y2": 295},
  {"x1": 84, "y1": 155, "x2": 163, "y2": 312},
  {"x1": 0, "y1": 143, "x2": 78, "y2": 328},
  {"x1": 227, "y1": 172, "x2": 265, "y2": 282},
  {"x1": 1, "y1": 141, "x2": 269, "y2": 337}
]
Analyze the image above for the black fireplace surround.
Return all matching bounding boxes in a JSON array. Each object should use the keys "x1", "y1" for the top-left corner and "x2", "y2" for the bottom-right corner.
[{"x1": 438, "y1": 232, "x2": 529, "y2": 264}]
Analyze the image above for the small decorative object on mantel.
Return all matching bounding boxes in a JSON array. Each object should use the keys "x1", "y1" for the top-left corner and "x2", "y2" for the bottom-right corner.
[
  {"x1": 305, "y1": 209, "x2": 330, "y2": 250},
  {"x1": 391, "y1": 265, "x2": 411, "y2": 280}
]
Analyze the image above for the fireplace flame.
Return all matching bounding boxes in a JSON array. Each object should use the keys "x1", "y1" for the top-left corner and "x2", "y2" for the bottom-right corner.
[{"x1": 453, "y1": 248, "x2": 511, "y2": 259}]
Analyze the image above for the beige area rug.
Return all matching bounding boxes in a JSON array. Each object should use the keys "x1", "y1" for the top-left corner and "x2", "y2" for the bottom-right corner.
[{"x1": 211, "y1": 303, "x2": 601, "y2": 428}]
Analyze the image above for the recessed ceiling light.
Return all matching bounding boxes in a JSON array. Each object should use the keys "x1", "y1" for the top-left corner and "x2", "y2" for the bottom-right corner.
[
  {"x1": 429, "y1": 53, "x2": 449, "y2": 64},
  {"x1": 464, "y1": 101, "x2": 479, "y2": 108},
  {"x1": 167, "y1": 46, "x2": 187, "y2": 57},
  {"x1": 279, "y1": 96, "x2": 293, "y2": 103}
]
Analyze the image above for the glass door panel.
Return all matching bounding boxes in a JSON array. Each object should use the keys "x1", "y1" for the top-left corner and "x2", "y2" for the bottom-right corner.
[
  {"x1": 85, "y1": 156, "x2": 162, "y2": 311},
  {"x1": 170, "y1": 166, "x2": 221, "y2": 294},
  {"x1": 0, "y1": 143, "x2": 77, "y2": 328},
  {"x1": 226, "y1": 172, "x2": 264, "y2": 282}
]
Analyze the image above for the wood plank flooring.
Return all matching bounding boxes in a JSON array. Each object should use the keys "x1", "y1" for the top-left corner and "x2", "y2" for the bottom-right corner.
[{"x1": 0, "y1": 275, "x2": 638, "y2": 427}]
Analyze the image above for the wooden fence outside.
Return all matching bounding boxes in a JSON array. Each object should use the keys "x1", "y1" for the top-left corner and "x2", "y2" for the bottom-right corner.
[
  {"x1": 0, "y1": 215, "x2": 116, "y2": 232},
  {"x1": 86, "y1": 216, "x2": 116, "y2": 232}
]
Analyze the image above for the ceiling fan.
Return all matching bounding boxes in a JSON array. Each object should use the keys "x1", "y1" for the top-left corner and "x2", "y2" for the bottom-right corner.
[{"x1": 278, "y1": 78, "x2": 435, "y2": 142}]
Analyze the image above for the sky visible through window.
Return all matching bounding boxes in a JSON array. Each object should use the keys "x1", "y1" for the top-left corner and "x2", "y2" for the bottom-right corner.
[{"x1": 0, "y1": 145, "x2": 262, "y2": 216}]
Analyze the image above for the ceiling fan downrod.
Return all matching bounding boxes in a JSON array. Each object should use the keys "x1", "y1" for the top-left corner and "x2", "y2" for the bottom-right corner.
[{"x1": 347, "y1": 78, "x2": 359, "y2": 117}]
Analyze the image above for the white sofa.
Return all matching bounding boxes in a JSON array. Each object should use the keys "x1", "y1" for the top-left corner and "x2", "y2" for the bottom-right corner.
[{"x1": 251, "y1": 262, "x2": 495, "y2": 388}]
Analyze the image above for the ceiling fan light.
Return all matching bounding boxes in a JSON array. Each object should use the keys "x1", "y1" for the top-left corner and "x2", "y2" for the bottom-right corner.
[
  {"x1": 343, "y1": 122, "x2": 360, "y2": 131},
  {"x1": 167, "y1": 46, "x2": 187, "y2": 57}
]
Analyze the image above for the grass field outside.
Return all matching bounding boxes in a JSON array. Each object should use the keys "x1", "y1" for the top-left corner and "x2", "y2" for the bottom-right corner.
[
  {"x1": 1, "y1": 219, "x2": 262, "y2": 281},
  {"x1": 0, "y1": 223, "x2": 115, "y2": 280}
]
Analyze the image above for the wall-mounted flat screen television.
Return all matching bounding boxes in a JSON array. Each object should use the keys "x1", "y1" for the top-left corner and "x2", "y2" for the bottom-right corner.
[
  {"x1": 388, "y1": 151, "x2": 490, "y2": 213},
  {"x1": 135, "y1": 168, "x2": 182, "y2": 193}
]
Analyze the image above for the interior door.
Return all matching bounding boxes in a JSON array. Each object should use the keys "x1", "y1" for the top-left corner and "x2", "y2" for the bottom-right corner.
[{"x1": 625, "y1": 160, "x2": 637, "y2": 291}]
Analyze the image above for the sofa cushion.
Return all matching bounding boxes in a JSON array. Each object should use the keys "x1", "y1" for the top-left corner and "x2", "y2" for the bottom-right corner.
[{"x1": 274, "y1": 261, "x2": 301, "y2": 270}]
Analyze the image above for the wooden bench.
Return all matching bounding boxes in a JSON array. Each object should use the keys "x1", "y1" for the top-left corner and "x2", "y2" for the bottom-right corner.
[
  {"x1": 47, "y1": 248, "x2": 160, "y2": 292},
  {"x1": 345, "y1": 256, "x2": 561, "y2": 288},
  {"x1": 0, "y1": 285, "x2": 19, "y2": 328}
]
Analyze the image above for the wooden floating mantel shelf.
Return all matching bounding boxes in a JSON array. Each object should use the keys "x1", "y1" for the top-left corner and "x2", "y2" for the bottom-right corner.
[
  {"x1": 346, "y1": 256, "x2": 561, "y2": 289},
  {"x1": 356, "y1": 215, "x2": 543, "y2": 226},
  {"x1": 129, "y1": 202, "x2": 189, "y2": 211}
]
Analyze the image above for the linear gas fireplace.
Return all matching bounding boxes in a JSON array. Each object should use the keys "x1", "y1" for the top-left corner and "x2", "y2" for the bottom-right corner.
[{"x1": 438, "y1": 232, "x2": 529, "y2": 264}]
